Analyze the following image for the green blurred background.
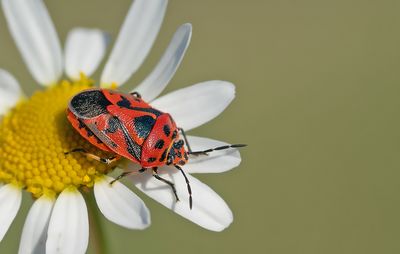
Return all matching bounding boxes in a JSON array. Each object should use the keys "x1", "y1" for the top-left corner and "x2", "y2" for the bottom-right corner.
[{"x1": 1, "y1": 0, "x2": 400, "y2": 253}]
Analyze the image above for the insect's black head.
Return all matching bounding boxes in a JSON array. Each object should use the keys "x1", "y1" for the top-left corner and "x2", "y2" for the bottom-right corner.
[{"x1": 167, "y1": 139, "x2": 188, "y2": 166}]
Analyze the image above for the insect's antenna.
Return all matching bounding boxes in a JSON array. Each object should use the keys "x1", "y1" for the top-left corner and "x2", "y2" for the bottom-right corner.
[
  {"x1": 188, "y1": 144, "x2": 247, "y2": 156},
  {"x1": 175, "y1": 165, "x2": 192, "y2": 210}
]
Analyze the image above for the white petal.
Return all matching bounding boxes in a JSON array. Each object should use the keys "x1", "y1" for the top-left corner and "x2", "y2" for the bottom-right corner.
[
  {"x1": 46, "y1": 189, "x2": 88, "y2": 254},
  {"x1": 185, "y1": 136, "x2": 241, "y2": 173},
  {"x1": 94, "y1": 175, "x2": 150, "y2": 230},
  {"x1": 101, "y1": 0, "x2": 168, "y2": 87},
  {"x1": 19, "y1": 196, "x2": 54, "y2": 254},
  {"x1": 0, "y1": 184, "x2": 22, "y2": 241},
  {"x1": 65, "y1": 28, "x2": 108, "y2": 80},
  {"x1": 0, "y1": 69, "x2": 22, "y2": 115},
  {"x1": 131, "y1": 168, "x2": 233, "y2": 231},
  {"x1": 134, "y1": 23, "x2": 192, "y2": 101},
  {"x1": 2, "y1": 0, "x2": 63, "y2": 85},
  {"x1": 151, "y1": 81, "x2": 235, "y2": 131}
]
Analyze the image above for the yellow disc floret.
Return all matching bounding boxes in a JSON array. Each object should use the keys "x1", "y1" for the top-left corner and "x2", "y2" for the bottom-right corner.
[{"x1": 0, "y1": 77, "x2": 114, "y2": 198}]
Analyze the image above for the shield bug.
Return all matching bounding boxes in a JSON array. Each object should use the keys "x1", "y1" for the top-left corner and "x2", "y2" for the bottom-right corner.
[{"x1": 66, "y1": 89, "x2": 246, "y2": 209}]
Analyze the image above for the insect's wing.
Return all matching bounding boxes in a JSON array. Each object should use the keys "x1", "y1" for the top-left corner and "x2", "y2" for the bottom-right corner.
[
  {"x1": 69, "y1": 89, "x2": 161, "y2": 164},
  {"x1": 83, "y1": 110, "x2": 143, "y2": 163},
  {"x1": 67, "y1": 109, "x2": 113, "y2": 152}
]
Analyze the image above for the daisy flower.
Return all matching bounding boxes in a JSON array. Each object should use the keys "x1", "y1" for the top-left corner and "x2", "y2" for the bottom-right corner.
[{"x1": 0, "y1": 0, "x2": 242, "y2": 253}]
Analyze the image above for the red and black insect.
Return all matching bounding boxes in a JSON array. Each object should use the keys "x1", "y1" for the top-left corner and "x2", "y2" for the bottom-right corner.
[{"x1": 66, "y1": 89, "x2": 245, "y2": 209}]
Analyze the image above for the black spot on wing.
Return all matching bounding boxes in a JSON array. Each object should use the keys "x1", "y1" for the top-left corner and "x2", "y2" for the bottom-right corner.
[
  {"x1": 104, "y1": 116, "x2": 119, "y2": 134},
  {"x1": 116, "y1": 96, "x2": 133, "y2": 109},
  {"x1": 117, "y1": 96, "x2": 162, "y2": 117},
  {"x1": 159, "y1": 149, "x2": 168, "y2": 162},
  {"x1": 132, "y1": 107, "x2": 162, "y2": 117},
  {"x1": 70, "y1": 90, "x2": 111, "y2": 118},
  {"x1": 154, "y1": 139, "x2": 165, "y2": 149},
  {"x1": 133, "y1": 115, "x2": 155, "y2": 139},
  {"x1": 163, "y1": 125, "x2": 171, "y2": 137},
  {"x1": 171, "y1": 130, "x2": 178, "y2": 140}
]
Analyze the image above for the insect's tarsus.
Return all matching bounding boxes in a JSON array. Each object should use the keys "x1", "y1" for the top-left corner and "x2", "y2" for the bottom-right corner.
[
  {"x1": 110, "y1": 167, "x2": 147, "y2": 185},
  {"x1": 110, "y1": 171, "x2": 134, "y2": 185}
]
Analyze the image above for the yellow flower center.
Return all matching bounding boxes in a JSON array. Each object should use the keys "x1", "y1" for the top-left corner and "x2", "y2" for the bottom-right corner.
[{"x1": 0, "y1": 77, "x2": 115, "y2": 198}]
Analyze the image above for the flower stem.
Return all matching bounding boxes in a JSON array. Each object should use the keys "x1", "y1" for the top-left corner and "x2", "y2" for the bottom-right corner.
[{"x1": 87, "y1": 192, "x2": 109, "y2": 254}]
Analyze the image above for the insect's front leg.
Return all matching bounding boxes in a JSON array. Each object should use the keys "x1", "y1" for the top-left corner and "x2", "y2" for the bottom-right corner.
[
  {"x1": 65, "y1": 148, "x2": 121, "y2": 164},
  {"x1": 152, "y1": 167, "x2": 179, "y2": 202}
]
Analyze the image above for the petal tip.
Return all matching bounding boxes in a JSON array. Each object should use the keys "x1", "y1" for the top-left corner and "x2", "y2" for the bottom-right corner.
[
  {"x1": 182, "y1": 23, "x2": 193, "y2": 30},
  {"x1": 210, "y1": 208, "x2": 234, "y2": 232},
  {"x1": 94, "y1": 176, "x2": 152, "y2": 230}
]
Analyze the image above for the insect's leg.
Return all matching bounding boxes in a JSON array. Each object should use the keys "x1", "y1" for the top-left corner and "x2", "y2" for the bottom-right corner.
[
  {"x1": 188, "y1": 144, "x2": 247, "y2": 156},
  {"x1": 152, "y1": 167, "x2": 179, "y2": 202},
  {"x1": 178, "y1": 128, "x2": 192, "y2": 153},
  {"x1": 175, "y1": 165, "x2": 193, "y2": 209},
  {"x1": 130, "y1": 91, "x2": 142, "y2": 98},
  {"x1": 111, "y1": 167, "x2": 160, "y2": 185},
  {"x1": 65, "y1": 148, "x2": 121, "y2": 164},
  {"x1": 110, "y1": 168, "x2": 148, "y2": 185}
]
